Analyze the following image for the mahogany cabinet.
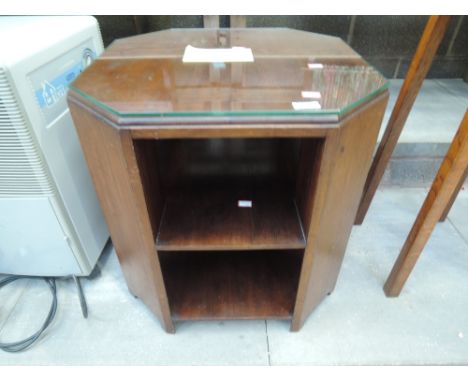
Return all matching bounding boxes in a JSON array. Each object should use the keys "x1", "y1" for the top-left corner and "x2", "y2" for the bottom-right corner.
[{"x1": 67, "y1": 28, "x2": 388, "y2": 333}]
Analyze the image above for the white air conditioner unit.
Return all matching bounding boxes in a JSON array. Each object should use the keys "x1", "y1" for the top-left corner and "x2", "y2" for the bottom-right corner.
[{"x1": 0, "y1": 16, "x2": 109, "y2": 276}]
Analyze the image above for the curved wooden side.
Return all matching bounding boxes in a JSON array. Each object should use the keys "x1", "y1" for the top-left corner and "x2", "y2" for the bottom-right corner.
[
  {"x1": 292, "y1": 92, "x2": 389, "y2": 330},
  {"x1": 68, "y1": 95, "x2": 175, "y2": 333}
]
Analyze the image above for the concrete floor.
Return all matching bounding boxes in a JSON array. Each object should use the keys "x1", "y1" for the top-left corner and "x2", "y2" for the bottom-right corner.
[
  {"x1": 1, "y1": 79, "x2": 468, "y2": 365},
  {"x1": 378, "y1": 78, "x2": 468, "y2": 144}
]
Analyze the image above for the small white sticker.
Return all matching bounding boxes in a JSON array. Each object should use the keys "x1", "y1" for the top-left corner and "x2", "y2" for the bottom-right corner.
[
  {"x1": 301, "y1": 91, "x2": 321, "y2": 99},
  {"x1": 292, "y1": 101, "x2": 322, "y2": 111},
  {"x1": 308, "y1": 63, "x2": 324, "y2": 69},
  {"x1": 238, "y1": 200, "x2": 252, "y2": 208}
]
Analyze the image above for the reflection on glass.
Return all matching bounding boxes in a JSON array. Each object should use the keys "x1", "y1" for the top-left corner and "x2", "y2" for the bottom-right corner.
[
  {"x1": 292, "y1": 101, "x2": 322, "y2": 110},
  {"x1": 70, "y1": 28, "x2": 388, "y2": 117},
  {"x1": 302, "y1": 65, "x2": 387, "y2": 111},
  {"x1": 301, "y1": 91, "x2": 321, "y2": 99},
  {"x1": 308, "y1": 63, "x2": 324, "y2": 69}
]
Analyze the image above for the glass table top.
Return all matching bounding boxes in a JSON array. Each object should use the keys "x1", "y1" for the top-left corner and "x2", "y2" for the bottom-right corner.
[{"x1": 70, "y1": 28, "x2": 388, "y2": 118}]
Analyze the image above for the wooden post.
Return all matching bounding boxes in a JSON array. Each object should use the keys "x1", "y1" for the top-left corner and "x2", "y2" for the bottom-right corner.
[
  {"x1": 439, "y1": 168, "x2": 467, "y2": 221},
  {"x1": 230, "y1": 16, "x2": 247, "y2": 28},
  {"x1": 203, "y1": 16, "x2": 220, "y2": 28},
  {"x1": 133, "y1": 16, "x2": 145, "y2": 34},
  {"x1": 384, "y1": 110, "x2": 468, "y2": 297},
  {"x1": 355, "y1": 16, "x2": 451, "y2": 224}
]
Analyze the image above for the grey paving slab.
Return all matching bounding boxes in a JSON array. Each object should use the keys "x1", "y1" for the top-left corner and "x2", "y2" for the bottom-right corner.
[
  {"x1": 267, "y1": 188, "x2": 468, "y2": 365},
  {"x1": 0, "y1": 250, "x2": 268, "y2": 365},
  {"x1": 378, "y1": 79, "x2": 467, "y2": 144},
  {"x1": 0, "y1": 278, "x2": 29, "y2": 333},
  {"x1": 436, "y1": 79, "x2": 468, "y2": 103}
]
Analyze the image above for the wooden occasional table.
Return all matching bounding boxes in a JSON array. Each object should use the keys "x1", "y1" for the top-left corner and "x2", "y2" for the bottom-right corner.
[{"x1": 67, "y1": 28, "x2": 389, "y2": 333}]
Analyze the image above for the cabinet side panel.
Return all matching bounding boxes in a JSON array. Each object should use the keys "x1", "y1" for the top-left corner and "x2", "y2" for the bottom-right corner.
[
  {"x1": 292, "y1": 92, "x2": 388, "y2": 330},
  {"x1": 68, "y1": 99, "x2": 174, "y2": 332},
  {"x1": 133, "y1": 140, "x2": 166, "y2": 237},
  {"x1": 295, "y1": 139, "x2": 324, "y2": 234}
]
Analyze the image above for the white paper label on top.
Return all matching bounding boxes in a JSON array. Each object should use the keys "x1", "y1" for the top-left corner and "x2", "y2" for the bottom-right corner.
[
  {"x1": 292, "y1": 101, "x2": 322, "y2": 111},
  {"x1": 183, "y1": 45, "x2": 254, "y2": 63}
]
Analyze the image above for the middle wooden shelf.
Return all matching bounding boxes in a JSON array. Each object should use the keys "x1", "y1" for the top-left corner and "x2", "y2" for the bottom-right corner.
[{"x1": 156, "y1": 184, "x2": 306, "y2": 251}]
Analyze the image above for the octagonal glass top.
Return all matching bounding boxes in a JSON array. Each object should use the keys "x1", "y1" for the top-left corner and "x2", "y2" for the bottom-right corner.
[{"x1": 70, "y1": 28, "x2": 388, "y2": 119}]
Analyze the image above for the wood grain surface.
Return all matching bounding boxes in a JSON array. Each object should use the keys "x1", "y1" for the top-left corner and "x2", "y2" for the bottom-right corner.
[
  {"x1": 292, "y1": 92, "x2": 389, "y2": 330},
  {"x1": 68, "y1": 96, "x2": 175, "y2": 332},
  {"x1": 160, "y1": 250, "x2": 303, "y2": 320}
]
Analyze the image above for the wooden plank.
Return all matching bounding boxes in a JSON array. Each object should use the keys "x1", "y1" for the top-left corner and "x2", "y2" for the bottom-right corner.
[
  {"x1": 203, "y1": 15, "x2": 219, "y2": 28},
  {"x1": 130, "y1": 124, "x2": 333, "y2": 139},
  {"x1": 355, "y1": 16, "x2": 451, "y2": 224},
  {"x1": 133, "y1": 16, "x2": 145, "y2": 34},
  {"x1": 230, "y1": 16, "x2": 247, "y2": 28},
  {"x1": 291, "y1": 91, "x2": 389, "y2": 330},
  {"x1": 156, "y1": 186, "x2": 306, "y2": 251},
  {"x1": 439, "y1": 167, "x2": 467, "y2": 221},
  {"x1": 384, "y1": 110, "x2": 468, "y2": 297},
  {"x1": 68, "y1": 97, "x2": 175, "y2": 333}
]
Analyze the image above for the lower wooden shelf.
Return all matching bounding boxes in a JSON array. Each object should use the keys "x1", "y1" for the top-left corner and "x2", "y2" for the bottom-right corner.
[{"x1": 159, "y1": 250, "x2": 303, "y2": 321}]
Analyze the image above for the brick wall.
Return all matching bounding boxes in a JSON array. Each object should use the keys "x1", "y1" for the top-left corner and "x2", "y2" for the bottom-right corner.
[{"x1": 94, "y1": 15, "x2": 468, "y2": 79}]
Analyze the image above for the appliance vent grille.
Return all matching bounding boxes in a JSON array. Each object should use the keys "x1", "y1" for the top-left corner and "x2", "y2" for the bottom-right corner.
[{"x1": 0, "y1": 68, "x2": 54, "y2": 196}]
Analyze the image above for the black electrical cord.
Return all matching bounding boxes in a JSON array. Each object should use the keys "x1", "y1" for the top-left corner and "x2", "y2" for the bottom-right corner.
[{"x1": 0, "y1": 276, "x2": 57, "y2": 353}]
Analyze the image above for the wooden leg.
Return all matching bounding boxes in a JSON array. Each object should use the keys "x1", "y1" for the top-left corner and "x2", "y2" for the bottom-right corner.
[
  {"x1": 384, "y1": 110, "x2": 468, "y2": 297},
  {"x1": 355, "y1": 16, "x2": 451, "y2": 224},
  {"x1": 230, "y1": 16, "x2": 246, "y2": 28},
  {"x1": 133, "y1": 16, "x2": 145, "y2": 34},
  {"x1": 439, "y1": 168, "x2": 467, "y2": 221},
  {"x1": 203, "y1": 15, "x2": 219, "y2": 28}
]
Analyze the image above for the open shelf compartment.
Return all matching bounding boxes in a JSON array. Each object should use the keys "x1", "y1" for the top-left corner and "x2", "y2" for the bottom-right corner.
[
  {"x1": 159, "y1": 250, "x2": 303, "y2": 320},
  {"x1": 134, "y1": 138, "x2": 323, "y2": 252}
]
